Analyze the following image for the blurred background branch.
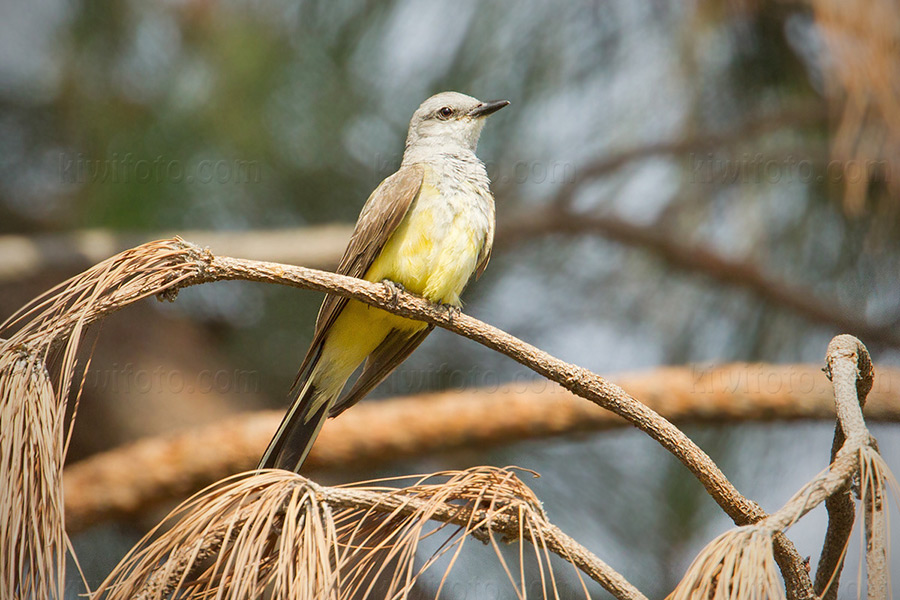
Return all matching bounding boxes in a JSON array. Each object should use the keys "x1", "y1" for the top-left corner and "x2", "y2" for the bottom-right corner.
[
  {"x1": 6, "y1": 193, "x2": 895, "y2": 354},
  {"x1": 63, "y1": 362, "x2": 900, "y2": 534},
  {"x1": 498, "y1": 209, "x2": 900, "y2": 348}
]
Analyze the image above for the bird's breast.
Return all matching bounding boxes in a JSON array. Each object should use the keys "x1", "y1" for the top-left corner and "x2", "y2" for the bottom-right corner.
[{"x1": 365, "y1": 169, "x2": 493, "y2": 306}]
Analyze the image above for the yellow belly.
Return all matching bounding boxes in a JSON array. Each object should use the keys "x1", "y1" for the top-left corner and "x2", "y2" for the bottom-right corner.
[
  {"x1": 316, "y1": 180, "x2": 486, "y2": 393},
  {"x1": 316, "y1": 299, "x2": 416, "y2": 387},
  {"x1": 365, "y1": 182, "x2": 483, "y2": 305}
]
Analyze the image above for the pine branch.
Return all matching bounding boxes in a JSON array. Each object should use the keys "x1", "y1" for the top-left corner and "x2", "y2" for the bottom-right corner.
[
  {"x1": 1, "y1": 237, "x2": 819, "y2": 598},
  {"x1": 671, "y1": 335, "x2": 893, "y2": 600},
  {"x1": 161, "y1": 239, "x2": 815, "y2": 598},
  {"x1": 92, "y1": 468, "x2": 648, "y2": 600}
]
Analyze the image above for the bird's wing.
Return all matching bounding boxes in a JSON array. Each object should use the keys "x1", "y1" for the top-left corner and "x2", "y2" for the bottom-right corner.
[
  {"x1": 474, "y1": 196, "x2": 495, "y2": 280},
  {"x1": 330, "y1": 324, "x2": 435, "y2": 417},
  {"x1": 474, "y1": 243, "x2": 493, "y2": 280},
  {"x1": 292, "y1": 164, "x2": 425, "y2": 386},
  {"x1": 332, "y1": 189, "x2": 492, "y2": 415}
]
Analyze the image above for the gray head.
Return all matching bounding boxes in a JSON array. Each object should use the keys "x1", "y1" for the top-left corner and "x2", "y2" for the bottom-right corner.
[{"x1": 403, "y1": 92, "x2": 508, "y2": 160}]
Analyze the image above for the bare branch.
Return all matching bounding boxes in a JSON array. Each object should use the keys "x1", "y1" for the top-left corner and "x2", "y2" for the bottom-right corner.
[
  {"x1": 185, "y1": 248, "x2": 755, "y2": 510},
  {"x1": 672, "y1": 335, "x2": 892, "y2": 600},
  {"x1": 2, "y1": 238, "x2": 815, "y2": 598},
  {"x1": 756, "y1": 337, "x2": 874, "y2": 531},
  {"x1": 759, "y1": 337, "x2": 891, "y2": 599},
  {"x1": 165, "y1": 240, "x2": 813, "y2": 598},
  {"x1": 814, "y1": 335, "x2": 876, "y2": 599},
  {"x1": 813, "y1": 433, "x2": 855, "y2": 600}
]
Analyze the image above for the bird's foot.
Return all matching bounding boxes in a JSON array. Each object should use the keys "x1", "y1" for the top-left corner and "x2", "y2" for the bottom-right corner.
[
  {"x1": 381, "y1": 279, "x2": 406, "y2": 308},
  {"x1": 437, "y1": 300, "x2": 462, "y2": 323}
]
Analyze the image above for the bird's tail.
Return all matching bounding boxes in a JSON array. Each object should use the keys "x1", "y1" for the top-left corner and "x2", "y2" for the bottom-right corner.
[{"x1": 258, "y1": 363, "x2": 337, "y2": 472}]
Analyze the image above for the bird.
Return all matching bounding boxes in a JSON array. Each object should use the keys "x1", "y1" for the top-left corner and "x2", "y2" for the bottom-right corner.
[{"x1": 259, "y1": 91, "x2": 509, "y2": 472}]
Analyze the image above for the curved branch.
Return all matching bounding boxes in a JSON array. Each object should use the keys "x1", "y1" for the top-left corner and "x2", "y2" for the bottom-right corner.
[
  {"x1": 814, "y1": 337, "x2": 875, "y2": 598},
  {"x1": 3, "y1": 237, "x2": 814, "y2": 598},
  {"x1": 188, "y1": 247, "x2": 753, "y2": 512},
  {"x1": 671, "y1": 336, "x2": 885, "y2": 600},
  {"x1": 756, "y1": 337, "x2": 874, "y2": 533},
  {"x1": 154, "y1": 240, "x2": 814, "y2": 597}
]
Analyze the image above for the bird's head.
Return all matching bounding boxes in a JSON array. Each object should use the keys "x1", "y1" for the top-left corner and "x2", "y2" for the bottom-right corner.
[{"x1": 404, "y1": 91, "x2": 509, "y2": 157}]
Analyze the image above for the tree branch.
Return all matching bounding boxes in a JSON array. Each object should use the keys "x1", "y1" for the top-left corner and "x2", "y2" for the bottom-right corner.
[
  {"x1": 3, "y1": 237, "x2": 814, "y2": 597},
  {"x1": 188, "y1": 248, "x2": 754, "y2": 513},
  {"x1": 814, "y1": 336, "x2": 875, "y2": 599},
  {"x1": 671, "y1": 336, "x2": 888, "y2": 599},
  {"x1": 750, "y1": 338, "x2": 872, "y2": 535},
  {"x1": 143, "y1": 239, "x2": 813, "y2": 598}
]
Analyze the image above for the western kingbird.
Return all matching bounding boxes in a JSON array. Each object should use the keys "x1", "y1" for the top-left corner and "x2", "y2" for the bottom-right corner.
[{"x1": 259, "y1": 92, "x2": 509, "y2": 471}]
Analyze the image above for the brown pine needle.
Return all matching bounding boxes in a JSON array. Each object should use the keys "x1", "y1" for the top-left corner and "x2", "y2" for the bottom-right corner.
[
  {"x1": 669, "y1": 527, "x2": 783, "y2": 600},
  {"x1": 92, "y1": 467, "x2": 626, "y2": 600},
  {"x1": 0, "y1": 239, "x2": 204, "y2": 598},
  {"x1": 0, "y1": 355, "x2": 66, "y2": 599},
  {"x1": 858, "y1": 447, "x2": 897, "y2": 599}
]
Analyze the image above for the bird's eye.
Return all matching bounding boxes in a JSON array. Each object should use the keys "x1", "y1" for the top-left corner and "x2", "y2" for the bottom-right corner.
[{"x1": 437, "y1": 106, "x2": 453, "y2": 119}]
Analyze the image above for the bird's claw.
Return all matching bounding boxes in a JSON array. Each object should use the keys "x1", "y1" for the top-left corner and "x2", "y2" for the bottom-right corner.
[
  {"x1": 381, "y1": 279, "x2": 405, "y2": 308},
  {"x1": 437, "y1": 300, "x2": 462, "y2": 323}
]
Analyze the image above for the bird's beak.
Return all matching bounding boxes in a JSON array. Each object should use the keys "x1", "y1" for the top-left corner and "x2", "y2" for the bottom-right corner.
[{"x1": 468, "y1": 100, "x2": 510, "y2": 118}]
